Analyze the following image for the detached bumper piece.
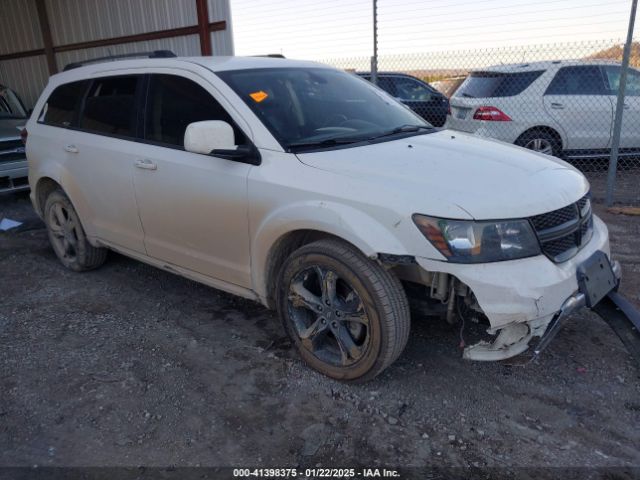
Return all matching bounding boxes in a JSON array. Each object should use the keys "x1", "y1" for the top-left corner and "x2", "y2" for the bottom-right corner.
[
  {"x1": 592, "y1": 291, "x2": 640, "y2": 366},
  {"x1": 532, "y1": 252, "x2": 640, "y2": 367}
]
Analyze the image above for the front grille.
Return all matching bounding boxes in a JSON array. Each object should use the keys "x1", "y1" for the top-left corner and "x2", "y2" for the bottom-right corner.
[
  {"x1": 530, "y1": 203, "x2": 577, "y2": 231},
  {"x1": 0, "y1": 139, "x2": 26, "y2": 163},
  {"x1": 529, "y1": 192, "x2": 593, "y2": 263}
]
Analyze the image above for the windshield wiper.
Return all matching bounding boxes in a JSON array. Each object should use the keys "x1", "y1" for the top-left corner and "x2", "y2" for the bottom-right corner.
[
  {"x1": 366, "y1": 124, "x2": 434, "y2": 141},
  {"x1": 287, "y1": 136, "x2": 368, "y2": 152}
]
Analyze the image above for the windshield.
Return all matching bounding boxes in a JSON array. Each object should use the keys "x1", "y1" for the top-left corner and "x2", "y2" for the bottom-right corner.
[
  {"x1": 0, "y1": 87, "x2": 28, "y2": 119},
  {"x1": 217, "y1": 67, "x2": 431, "y2": 151}
]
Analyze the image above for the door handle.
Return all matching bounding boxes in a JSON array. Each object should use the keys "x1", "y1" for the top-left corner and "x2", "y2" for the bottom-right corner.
[
  {"x1": 550, "y1": 102, "x2": 565, "y2": 109},
  {"x1": 134, "y1": 158, "x2": 157, "y2": 170},
  {"x1": 64, "y1": 144, "x2": 78, "y2": 153}
]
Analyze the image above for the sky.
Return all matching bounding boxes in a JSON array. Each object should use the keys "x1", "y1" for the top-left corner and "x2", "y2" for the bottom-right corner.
[{"x1": 230, "y1": 0, "x2": 637, "y2": 64}]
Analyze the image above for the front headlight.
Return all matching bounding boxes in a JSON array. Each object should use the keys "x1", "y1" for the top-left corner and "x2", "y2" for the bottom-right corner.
[{"x1": 412, "y1": 214, "x2": 541, "y2": 263}]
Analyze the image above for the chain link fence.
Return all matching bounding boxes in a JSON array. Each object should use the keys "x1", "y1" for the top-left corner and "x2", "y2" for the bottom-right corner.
[
  {"x1": 324, "y1": 39, "x2": 640, "y2": 204},
  {"x1": 233, "y1": 0, "x2": 639, "y2": 205}
]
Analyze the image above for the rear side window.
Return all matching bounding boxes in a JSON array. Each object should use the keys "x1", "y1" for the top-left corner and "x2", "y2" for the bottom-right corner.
[
  {"x1": 40, "y1": 80, "x2": 88, "y2": 127},
  {"x1": 545, "y1": 66, "x2": 606, "y2": 95},
  {"x1": 144, "y1": 74, "x2": 245, "y2": 148},
  {"x1": 455, "y1": 70, "x2": 544, "y2": 98},
  {"x1": 80, "y1": 76, "x2": 140, "y2": 137}
]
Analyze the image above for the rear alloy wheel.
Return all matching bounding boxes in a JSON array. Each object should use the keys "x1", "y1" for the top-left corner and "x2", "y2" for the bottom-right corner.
[
  {"x1": 44, "y1": 189, "x2": 107, "y2": 271},
  {"x1": 515, "y1": 129, "x2": 560, "y2": 157},
  {"x1": 277, "y1": 239, "x2": 410, "y2": 382}
]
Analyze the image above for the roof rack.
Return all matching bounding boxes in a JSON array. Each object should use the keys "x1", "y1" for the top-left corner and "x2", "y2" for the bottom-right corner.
[
  {"x1": 63, "y1": 50, "x2": 177, "y2": 71},
  {"x1": 251, "y1": 54, "x2": 286, "y2": 58}
]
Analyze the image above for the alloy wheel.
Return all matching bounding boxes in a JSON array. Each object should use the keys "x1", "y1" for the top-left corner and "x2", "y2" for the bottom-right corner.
[
  {"x1": 524, "y1": 137, "x2": 554, "y2": 155},
  {"x1": 287, "y1": 265, "x2": 371, "y2": 367},
  {"x1": 47, "y1": 202, "x2": 80, "y2": 262}
]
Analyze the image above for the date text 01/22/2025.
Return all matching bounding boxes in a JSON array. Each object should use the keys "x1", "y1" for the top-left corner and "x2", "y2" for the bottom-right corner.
[{"x1": 233, "y1": 468, "x2": 401, "y2": 478}]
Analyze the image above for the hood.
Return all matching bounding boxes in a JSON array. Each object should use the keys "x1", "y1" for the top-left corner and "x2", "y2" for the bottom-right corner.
[
  {"x1": 0, "y1": 118, "x2": 26, "y2": 142},
  {"x1": 296, "y1": 130, "x2": 589, "y2": 219}
]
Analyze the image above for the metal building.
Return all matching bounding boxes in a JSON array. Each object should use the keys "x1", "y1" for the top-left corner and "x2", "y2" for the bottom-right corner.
[{"x1": 0, "y1": 0, "x2": 234, "y2": 108}]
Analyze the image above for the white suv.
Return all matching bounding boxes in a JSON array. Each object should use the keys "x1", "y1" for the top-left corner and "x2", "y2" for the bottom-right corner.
[
  {"x1": 26, "y1": 54, "x2": 622, "y2": 381},
  {"x1": 447, "y1": 60, "x2": 640, "y2": 159}
]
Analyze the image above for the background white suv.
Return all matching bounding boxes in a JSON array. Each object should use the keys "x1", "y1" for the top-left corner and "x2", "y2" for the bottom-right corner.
[{"x1": 446, "y1": 60, "x2": 640, "y2": 159}]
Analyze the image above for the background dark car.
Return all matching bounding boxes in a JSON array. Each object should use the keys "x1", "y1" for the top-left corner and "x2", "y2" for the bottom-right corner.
[{"x1": 358, "y1": 72, "x2": 449, "y2": 127}]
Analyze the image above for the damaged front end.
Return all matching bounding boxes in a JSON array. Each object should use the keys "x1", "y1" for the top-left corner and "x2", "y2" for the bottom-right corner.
[{"x1": 384, "y1": 249, "x2": 639, "y2": 365}]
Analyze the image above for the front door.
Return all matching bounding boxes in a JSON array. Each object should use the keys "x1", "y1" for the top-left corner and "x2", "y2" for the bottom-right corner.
[
  {"x1": 602, "y1": 65, "x2": 640, "y2": 150},
  {"x1": 542, "y1": 65, "x2": 613, "y2": 151},
  {"x1": 132, "y1": 72, "x2": 253, "y2": 287}
]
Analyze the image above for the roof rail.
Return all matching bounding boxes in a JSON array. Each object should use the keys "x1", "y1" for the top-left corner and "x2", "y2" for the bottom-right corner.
[
  {"x1": 63, "y1": 50, "x2": 177, "y2": 71},
  {"x1": 251, "y1": 54, "x2": 286, "y2": 58}
]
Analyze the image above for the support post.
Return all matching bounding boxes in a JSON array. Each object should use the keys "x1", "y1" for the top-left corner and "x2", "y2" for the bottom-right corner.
[
  {"x1": 371, "y1": 0, "x2": 378, "y2": 85},
  {"x1": 34, "y1": 0, "x2": 57, "y2": 74},
  {"x1": 606, "y1": 0, "x2": 637, "y2": 206},
  {"x1": 196, "y1": 0, "x2": 213, "y2": 56}
]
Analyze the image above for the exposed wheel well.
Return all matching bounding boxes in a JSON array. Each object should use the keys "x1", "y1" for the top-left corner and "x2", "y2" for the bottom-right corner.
[
  {"x1": 515, "y1": 126, "x2": 563, "y2": 151},
  {"x1": 35, "y1": 177, "x2": 63, "y2": 215},
  {"x1": 264, "y1": 229, "x2": 363, "y2": 309}
]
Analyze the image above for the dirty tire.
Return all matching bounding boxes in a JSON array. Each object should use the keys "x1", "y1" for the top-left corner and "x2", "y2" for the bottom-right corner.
[
  {"x1": 44, "y1": 189, "x2": 107, "y2": 271},
  {"x1": 277, "y1": 238, "x2": 410, "y2": 382},
  {"x1": 515, "y1": 129, "x2": 561, "y2": 157}
]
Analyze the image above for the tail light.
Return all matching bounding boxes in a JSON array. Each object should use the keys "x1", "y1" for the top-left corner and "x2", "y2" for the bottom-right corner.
[
  {"x1": 473, "y1": 106, "x2": 511, "y2": 121},
  {"x1": 20, "y1": 128, "x2": 28, "y2": 145},
  {"x1": 447, "y1": 103, "x2": 451, "y2": 115}
]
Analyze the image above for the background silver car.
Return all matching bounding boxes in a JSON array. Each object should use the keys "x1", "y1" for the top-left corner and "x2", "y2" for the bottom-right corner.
[{"x1": 0, "y1": 85, "x2": 29, "y2": 193}]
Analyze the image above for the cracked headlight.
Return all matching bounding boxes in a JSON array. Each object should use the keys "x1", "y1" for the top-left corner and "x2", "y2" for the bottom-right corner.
[{"x1": 412, "y1": 214, "x2": 541, "y2": 263}]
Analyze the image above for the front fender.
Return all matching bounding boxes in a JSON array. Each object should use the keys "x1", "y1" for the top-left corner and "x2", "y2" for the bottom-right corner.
[{"x1": 251, "y1": 200, "x2": 409, "y2": 300}]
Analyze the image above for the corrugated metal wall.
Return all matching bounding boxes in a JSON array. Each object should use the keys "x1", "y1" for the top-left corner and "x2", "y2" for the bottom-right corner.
[
  {"x1": 209, "y1": 0, "x2": 234, "y2": 56},
  {"x1": 0, "y1": 0, "x2": 234, "y2": 108},
  {"x1": 46, "y1": 0, "x2": 197, "y2": 45},
  {"x1": 0, "y1": 0, "x2": 48, "y2": 107}
]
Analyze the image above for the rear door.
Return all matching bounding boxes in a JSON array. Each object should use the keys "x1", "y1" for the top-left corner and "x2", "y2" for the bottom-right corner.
[
  {"x1": 543, "y1": 65, "x2": 613, "y2": 150},
  {"x1": 601, "y1": 65, "x2": 640, "y2": 150},
  {"x1": 132, "y1": 72, "x2": 253, "y2": 287},
  {"x1": 72, "y1": 75, "x2": 147, "y2": 252},
  {"x1": 37, "y1": 76, "x2": 147, "y2": 253}
]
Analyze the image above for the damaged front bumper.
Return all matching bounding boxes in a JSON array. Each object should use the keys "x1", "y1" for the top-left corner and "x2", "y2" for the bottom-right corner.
[
  {"x1": 462, "y1": 259, "x2": 623, "y2": 361},
  {"x1": 414, "y1": 215, "x2": 624, "y2": 361}
]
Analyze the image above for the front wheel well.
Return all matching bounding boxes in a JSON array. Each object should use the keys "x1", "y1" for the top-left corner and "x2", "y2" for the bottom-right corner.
[
  {"x1": 264, "y1": 230, "x2": 368, "y2": 309},
  {"x1": 515, "y1": 126, "x2": 563, "y2": 151}
]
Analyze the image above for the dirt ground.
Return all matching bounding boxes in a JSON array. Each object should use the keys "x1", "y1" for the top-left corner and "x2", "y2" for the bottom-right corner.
[{"x1": 1, "y1": 191, "x2": 639, "y2": 471}]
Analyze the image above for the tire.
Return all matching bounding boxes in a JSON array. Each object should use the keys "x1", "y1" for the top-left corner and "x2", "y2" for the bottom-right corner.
[
  {"x1": 277, "y1": 238, "x2": 410, "y2": 382},
  {"x1": 515, "y1": 129, "x2": 561, "y2": 157},
  {"x1": 43, "y1": 189, "x2": 107, "y2": 271}
]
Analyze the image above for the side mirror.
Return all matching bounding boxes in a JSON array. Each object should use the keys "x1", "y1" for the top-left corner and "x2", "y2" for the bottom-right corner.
[
  {"x1": 184, "y1": 120, "x2": 235, "y2": 154},
  {"x1": 184, "y1": 120, "x2": 261, "y2": 166}
]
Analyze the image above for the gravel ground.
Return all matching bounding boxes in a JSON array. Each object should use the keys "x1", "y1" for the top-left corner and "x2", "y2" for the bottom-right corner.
[{"x1": 1, "y1": 192, "x2": 639, "y2": 471}]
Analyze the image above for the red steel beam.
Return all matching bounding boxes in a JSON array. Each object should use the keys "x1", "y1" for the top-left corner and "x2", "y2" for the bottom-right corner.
[
  {"x1": 34, "y1": 0, "x2": 58, "y2": 74},
  {"x1": 0, "y1": 21, "x2": 226, "y2": 62},
  {"x1": 196, "y1": 0, "x2": 213, "y2": 56}
]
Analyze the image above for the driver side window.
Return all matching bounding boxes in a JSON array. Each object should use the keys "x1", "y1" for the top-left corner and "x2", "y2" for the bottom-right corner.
[{"x1": 145, "y1": 74, "x2": 246, "y2": 149}]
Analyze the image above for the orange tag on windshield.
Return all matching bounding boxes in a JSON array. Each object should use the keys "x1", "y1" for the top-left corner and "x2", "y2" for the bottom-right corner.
[{"x1": 249, "y1": 90, "x2": 268, "y2": 102}]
